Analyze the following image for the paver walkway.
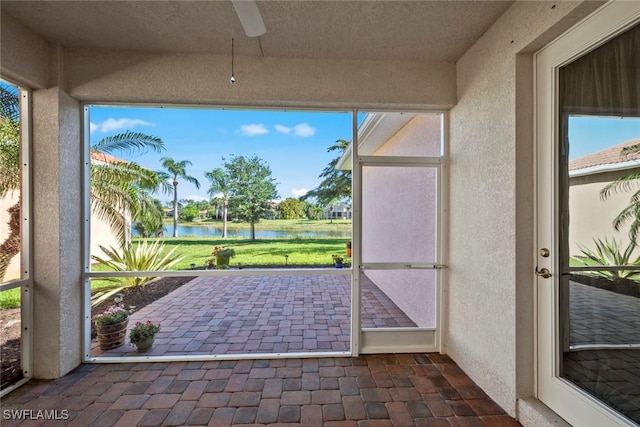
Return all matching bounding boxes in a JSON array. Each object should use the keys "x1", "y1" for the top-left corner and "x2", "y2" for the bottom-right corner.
[
  {"x1": 569, "y1": 281, "x2": 640, "y2": 346},
  {"x1": 1, "y1": 354, "x2": 521, "y2": 426},
  {"x1": 92, "y1": 274, "x2": 417, "y2": 358},
  {"x1": 565, "y1": 281, "x2": 640, "y2": 424}
]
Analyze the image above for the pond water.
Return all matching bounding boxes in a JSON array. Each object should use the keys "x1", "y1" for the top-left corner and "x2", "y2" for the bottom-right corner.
[{"x1": 134, "y1": 225, "x2": 351, "y2": 239}]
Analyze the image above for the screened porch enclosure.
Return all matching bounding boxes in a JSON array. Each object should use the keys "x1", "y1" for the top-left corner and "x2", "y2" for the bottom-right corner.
[{"x1": 86, "y1": 111, "x2": 445, "y2": 360}]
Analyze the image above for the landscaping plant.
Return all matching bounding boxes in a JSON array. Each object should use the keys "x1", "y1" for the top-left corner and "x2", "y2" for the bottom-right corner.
[
  {"x1": 129, "y1": 320, "x2": 161, "y2": 344},
  {"x1": 93, "y1": 295, "x2": 130, "y2": 326},
  {"x1": 571, "y1": 237, "x2": 640, "y2": 280},
  {"x1": 90, "y1": 240, "x2": 184, "y2": 307}
]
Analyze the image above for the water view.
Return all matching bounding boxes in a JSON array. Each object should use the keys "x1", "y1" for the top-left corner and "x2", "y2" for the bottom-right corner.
[{"x1": 134, "y1": 225, "x2": 351, "y2": 239}]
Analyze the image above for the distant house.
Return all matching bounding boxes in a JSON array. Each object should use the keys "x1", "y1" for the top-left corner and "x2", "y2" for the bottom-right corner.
[
  {"x1": 568, "y1": 138, "x2": 640, "y2": 255},
  {"x1": 324, "y1": 203, "x2": 352, "y2": 220}
]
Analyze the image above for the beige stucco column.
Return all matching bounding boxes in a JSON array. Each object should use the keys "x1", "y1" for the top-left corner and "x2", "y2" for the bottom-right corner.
[{"x1": 31, "y1": 87, "x2": 83, "y2": 378}]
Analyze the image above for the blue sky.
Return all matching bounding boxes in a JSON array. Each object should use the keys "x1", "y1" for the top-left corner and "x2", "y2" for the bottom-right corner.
[
  {"x1": 89, "y1": 106, "x2": 353, "y2": 203},
  {"x1": 88, "y1": 105, "x2": 639, "y2": 205},
  {"x1": 568, "y1": 116, "x2": 640, "y2": 159}
]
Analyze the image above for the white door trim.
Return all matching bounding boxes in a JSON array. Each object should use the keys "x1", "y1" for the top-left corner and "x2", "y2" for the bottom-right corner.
[{"x1": 535, "y1": 2, "x2": 640, "y2": 426}]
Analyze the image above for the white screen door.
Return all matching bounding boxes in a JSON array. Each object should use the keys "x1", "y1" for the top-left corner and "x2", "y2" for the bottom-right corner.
[{"x1": 352, "y1": 112, "x2": 445, "y2": 354}]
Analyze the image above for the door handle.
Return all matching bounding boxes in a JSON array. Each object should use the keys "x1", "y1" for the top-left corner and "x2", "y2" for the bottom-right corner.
[{"x1": 535, "y1": 267, "x2": 552, "y2": 279}]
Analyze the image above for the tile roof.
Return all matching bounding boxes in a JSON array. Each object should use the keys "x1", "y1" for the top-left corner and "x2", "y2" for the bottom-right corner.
[
  {"x1": 90, "y1": 150, "x2": 126, "y2": 164},
  {"x1": 569, "y1": 138, "x2": 640, "y2": 172}
]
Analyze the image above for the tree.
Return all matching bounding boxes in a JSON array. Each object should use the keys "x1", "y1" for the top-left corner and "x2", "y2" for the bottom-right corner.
[
  {"x1": 179, "y1": 204, "x2": 200, "y2": 222},
  {"x1": 0, "y1": 84, "x2": 167, "y2": 280},
  {"x1": 158, "y1": 158, "x2": 200, "y2": 237},
  {"x1": 0, "y1": 84, "x2": 21, "y2": 281},
  {"x1": 277, "y1": 197, "x2": 304, "y2": 219},
  {"x1": 601, "y1": 143, "x2": 640, "y2": 244},
  {"x1": 133, "y1": 199, "x2": 165, "y2": 238},
  {"x1": 205, "y1": 168, "x2": 231, "y2": 237},
  {"x1": 303, "y1": 201, "x2": 325, "y2": 220},
  {"x1": 91, "y1": 132, "x2": 167, "y2": 245},
  {"x1": 302, "y1": 139, "x2": 352, "y2": 206},
  {"x1": 224, "y1": 155, "x2": 278, "y2": 241}
]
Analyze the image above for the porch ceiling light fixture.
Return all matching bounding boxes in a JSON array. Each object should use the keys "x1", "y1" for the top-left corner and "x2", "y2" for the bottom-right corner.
[{"x1": 232, "y1": 0, "x2": 266, "y2": 37}]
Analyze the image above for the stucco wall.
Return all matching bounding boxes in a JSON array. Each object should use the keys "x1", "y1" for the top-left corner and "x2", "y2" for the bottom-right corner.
[
  {"x1": 0, "y1": 13, "x2": 50, "y2": 89},
  {"x1": 66, "y1": 48, "x2": 456, "y2": 109},
  {"x1": 90, "y1": 215, "x2": 123, "y2": 261},
  {"x1": 448, "y1": 0, "x2": 602, "y2": 416},
  {"x1": 362, "y1": 115, "x2": 441, "y2": 327},
  {"x1": 32, "y1": 87, "x2": 82, "y2": 378},
  {"x1": 569, "y1": 170, "x2": 639, "y2": 255}
]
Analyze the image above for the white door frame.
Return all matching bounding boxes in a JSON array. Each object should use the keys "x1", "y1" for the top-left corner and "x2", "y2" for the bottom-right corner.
[{"x1": 535, "y1": 2, "x2": 640, "y2": 426}]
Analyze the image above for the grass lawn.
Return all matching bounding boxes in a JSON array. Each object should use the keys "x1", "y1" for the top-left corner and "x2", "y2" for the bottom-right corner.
[
  {"x1": 0, "y1": 288, "x2": 20, "y2": 309},
  {"x1": 85, "y1": 235, "x2": 352, "y2": 303},
  {"x1": 101, "y1": 236, "x2": 352, "y2": 270},
  {"x1": 1, "y1": 233, "x2": 352, "y2": 309}
]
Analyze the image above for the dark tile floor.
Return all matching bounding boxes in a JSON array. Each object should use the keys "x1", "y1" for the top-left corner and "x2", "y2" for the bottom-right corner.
[
  {"x1": 1, "y1": 354, "x2": 521, "y2": 426},
  {"x1": 92, "y1": 274, "x2": 417, "y2": 358}
]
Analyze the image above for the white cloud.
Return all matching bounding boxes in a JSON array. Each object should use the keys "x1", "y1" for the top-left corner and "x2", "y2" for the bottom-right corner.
[
  {"x1": 240, "y1": 123, "x2": 269, "y2": 136},
  {"x1": 275, "y1": 124, "x2": 291, "y2": 134},
  {"x1": 293, "y1": 123, "x2": 315, "y2": 137},
  {"x1": 90, "y1": 117, "x2": 154, "y2": 133},
  {"x1": 184, "y1": 194, "x2": 208, "y2": 202},
  {"x1": 292, "y1": 188, "x2": 308, "y2": 197}
]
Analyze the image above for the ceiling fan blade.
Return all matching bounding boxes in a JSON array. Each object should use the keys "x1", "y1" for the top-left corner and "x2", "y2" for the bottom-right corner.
[{"x1": 232, "y1": 0, "x2": 266, "y2": 37}]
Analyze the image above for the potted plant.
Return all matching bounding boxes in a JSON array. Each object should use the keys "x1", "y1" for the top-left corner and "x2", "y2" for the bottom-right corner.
[
  {"x1": 129, "y1": 320, "x2": 161, "y2": 352},
  {"x1": 213, "y1": 246, "x2": 236, "y2": 267},
  {"x1": 332, "y1": 254, "x2": 345, "y2": 268},
  {"x1": 93, "y1": 296, "x2": 130, "y2": 350}
]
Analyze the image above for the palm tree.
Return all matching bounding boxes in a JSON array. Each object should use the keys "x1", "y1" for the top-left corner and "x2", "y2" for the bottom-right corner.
[
  {"x1": 159, "y1": 158, "x2": 200, "y2": 237},
  {"x1": 0, "y1": 84, "x2": 166, "y2": 280},
  {"x1": 91, "y1": 132, "x2": 167, "y2": 245},
  {"x1": 0, "y1": 84, "x2": 21, "y2": 281},
  {"x1": 205, "y1": 168, "x2": 230, "y2": 238},
  {"x1": 600, "y1": 142, "x2": 640, "y2": 244},
  {"x1": 132, "y1": 198, "x2": 165, "y2": 237}
]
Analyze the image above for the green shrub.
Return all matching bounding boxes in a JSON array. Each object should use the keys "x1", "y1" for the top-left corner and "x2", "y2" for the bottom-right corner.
[
  {"x1": 571, "y1": 237, "x2": 640, "y2": 280},
  {"x1": 90, "y1": 240, "x2": 184, "y2": 307},
  {"x1": 179, "y1": 205, "x2": 200, "y2": 222},
  {"x1": 0, "y1": 288, "x2": 20, "y2": 309}
]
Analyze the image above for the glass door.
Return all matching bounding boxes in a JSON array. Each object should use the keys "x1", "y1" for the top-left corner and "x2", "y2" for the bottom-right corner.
[{"x1": 536, "y1": 3, "x2": 640, "y2": 425}]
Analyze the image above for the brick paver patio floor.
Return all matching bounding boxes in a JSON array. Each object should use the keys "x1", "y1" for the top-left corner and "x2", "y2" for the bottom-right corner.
[
  {"x1": 1, "y1": 354, "x2": 521, "y2": 426},
  {"x1": 92, "y1": 274, "x2": 418, "y2": 358},
  {"x1": 564, "y1": 281, "x2": 640, "y2": 424}
]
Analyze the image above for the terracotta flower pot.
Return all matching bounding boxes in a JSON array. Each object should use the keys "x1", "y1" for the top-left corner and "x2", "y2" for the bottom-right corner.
[{"x1": 96, "y1": 317, "x2": 129, "y2": 350}]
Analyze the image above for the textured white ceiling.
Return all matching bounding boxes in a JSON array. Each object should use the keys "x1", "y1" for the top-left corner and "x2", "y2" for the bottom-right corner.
[{"x1": 1, "y1": 0, "x2": 513, "y2": 62}]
